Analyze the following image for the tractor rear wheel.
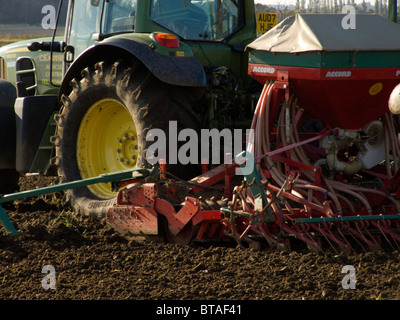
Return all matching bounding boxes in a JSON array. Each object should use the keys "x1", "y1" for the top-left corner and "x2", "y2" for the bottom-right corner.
[
  {"x1": 0, "y1": 169, "x2": 19, "y2": 194},
  {"x1": 54, "y1": 59, "x2": 201, "y2": 217}
]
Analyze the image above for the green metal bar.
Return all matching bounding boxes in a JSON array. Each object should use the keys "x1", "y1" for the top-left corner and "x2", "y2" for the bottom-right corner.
[
  {"x1": 293, "y1": 214, "x2": 400, "y2": 225},
  {"x1": 0, "y1": 168, "x2": 149, "y2": 236},
  {"x1": 220, "y1": 207, "x2": 253, "y2": 218},
  {"x1": 235, "y1": 151, "x2": 275, "y2": 224},
  {"x1": 0, "y1": 168, "x2": 148, "y2": 204},
  {"x1": 0, "y1": 205, "x2": 21, "y2": 235}
]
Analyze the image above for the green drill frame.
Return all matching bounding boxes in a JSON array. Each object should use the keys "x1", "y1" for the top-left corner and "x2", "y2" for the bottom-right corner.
[
  {"x1": 0, "y1": 168, "x2": 149, "y2": 235},
  {"x1": 235, "y1": 151, "x2": 275, "y2": 224}
]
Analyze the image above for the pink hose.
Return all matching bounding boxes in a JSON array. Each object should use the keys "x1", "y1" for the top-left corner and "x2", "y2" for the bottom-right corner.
[{"x1": 249, "y1": 81, "x2": 400, "y2": 217}]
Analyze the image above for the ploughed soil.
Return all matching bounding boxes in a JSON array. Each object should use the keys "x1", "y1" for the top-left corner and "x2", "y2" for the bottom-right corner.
[{"x1": 1, "y1": 175, "x2": 400, "y2": 302}]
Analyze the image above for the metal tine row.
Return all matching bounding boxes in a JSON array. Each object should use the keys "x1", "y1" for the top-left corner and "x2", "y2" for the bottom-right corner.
[{"x1": 227, "y1": 179, "x2": 400, "y2": 253}]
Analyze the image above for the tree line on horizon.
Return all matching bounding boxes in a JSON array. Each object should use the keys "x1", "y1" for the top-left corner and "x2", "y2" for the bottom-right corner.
[{"x1": 256, "y1": 0, "x2": 396, "y2": 17}]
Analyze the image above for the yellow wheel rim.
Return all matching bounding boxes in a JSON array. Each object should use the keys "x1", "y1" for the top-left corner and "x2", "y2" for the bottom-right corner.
[{"x1": 77, "y1": 98, "x2": 138, "y2": 199}]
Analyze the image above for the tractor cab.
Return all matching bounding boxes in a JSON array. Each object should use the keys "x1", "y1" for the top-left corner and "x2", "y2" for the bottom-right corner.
[
  {"x1": 64, "y1": 0, "x2": 254, "y2": 79},
  {"x1": 70, "y1": 0, "x2": 245, "y2": 41},
  {"x1": 149, "y1": 0, "x2": 243, "y2": 41}
]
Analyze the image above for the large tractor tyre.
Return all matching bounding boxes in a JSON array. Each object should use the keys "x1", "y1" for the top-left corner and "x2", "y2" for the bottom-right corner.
[
  {"x1": 0, "y1": 169, "x2": 20, "y2": 194},
  {"x1": 0, "y1": 79, "x2": 19, "y2": 194},
  {"x1": 54, "y1": 59, "x2": 201, "y2": 217}
]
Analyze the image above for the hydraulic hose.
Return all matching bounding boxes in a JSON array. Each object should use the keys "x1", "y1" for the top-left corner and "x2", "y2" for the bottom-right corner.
[{"x1": 248, "y1": 83, "x2": 400, "y2": 217}]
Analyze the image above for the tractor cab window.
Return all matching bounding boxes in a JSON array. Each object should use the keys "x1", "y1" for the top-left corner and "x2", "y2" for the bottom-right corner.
[
  {"x1": 101, "y1": 0, "x2": 137, "y2": 34},
  {"x1": 68, "y1": 0, "x2": 136, "y2": 58},
  {"x1": 150, "y1": 0, "x2": 243, "y2": 41},
  {"x1": 68, "y1": 1, "x2": 101, "y2": 57}
]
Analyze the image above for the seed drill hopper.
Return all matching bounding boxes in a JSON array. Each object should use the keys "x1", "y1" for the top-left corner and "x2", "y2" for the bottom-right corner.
[{"x1": 232, "y1": 13, "x2": 400, "y2": 253}]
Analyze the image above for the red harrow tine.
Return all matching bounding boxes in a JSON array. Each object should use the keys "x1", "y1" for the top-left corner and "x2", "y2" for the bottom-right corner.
[
  {"x1": 315, "y1": 222, "x2": 353, "y2": 255},
  {"x1": 355, "y1": 222, "x2": 382, "y2": 252},
  {"x1": 282, "y1": 224, "x2": 322, "y2": 253},
  {"x1": 375, "y1": 221, "x2": 399, "y2": 251},
  {"x1": 373, "y1": 220, "x2": 400, "y2": 250},
  {"x1": 340, "y1": 222, "x2": 369, "y2": 253}
]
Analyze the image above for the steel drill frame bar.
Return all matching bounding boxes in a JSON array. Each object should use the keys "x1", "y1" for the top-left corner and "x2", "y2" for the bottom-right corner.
[
  {"x1": 0, "y1": 206, "x2": 20, "y2": 235},
  {"x1": 0, "y1": 168, "x2": 148, "y2": 204},
  {"x1": 293, "y1": 214, "x2": 400, "y2": 224},
  {"x1": 0, "y1": 168, "x2": 149, "y2": 236},
  {"x1": 236, "y1": 151, "x2": 275, "y2": 223}
]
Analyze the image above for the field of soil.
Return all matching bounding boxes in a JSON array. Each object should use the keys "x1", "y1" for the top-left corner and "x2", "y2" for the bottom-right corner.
[{"x1": 0, "y1": 175, "x2": 399, "y2": 312}]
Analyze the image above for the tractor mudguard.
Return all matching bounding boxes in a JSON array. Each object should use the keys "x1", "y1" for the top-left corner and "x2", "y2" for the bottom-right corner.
[
  {"x1": 0, "y1": 79, "x2": 17, "y2": 169},
  {"x1": 14, "y1": 95, "x2": 59, "y2": 174},
  {"x1": 59, "y1": 37, "x2": 206, "y2": 99}
]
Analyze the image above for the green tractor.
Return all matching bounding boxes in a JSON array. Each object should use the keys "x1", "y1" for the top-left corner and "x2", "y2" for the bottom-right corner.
[{"x1": 0, "y1": 0, "x2": 258, "y2": 216}]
